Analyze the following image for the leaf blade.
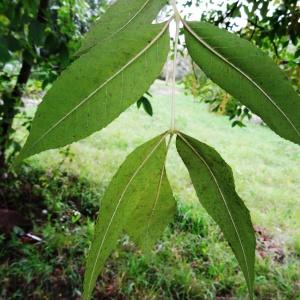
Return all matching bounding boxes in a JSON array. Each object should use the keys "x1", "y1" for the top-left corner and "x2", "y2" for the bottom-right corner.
[
  {"x1": 176, "y1": 132, "x2": 255, "y2": 298},
  {"x1": 83, "y1": 133, "x2": 168, "y2": 300},
  {"x1": 15, "y1": 21, "x2": 170, "y2": 165},
  {"x1": 184, "y1": 21, "x2": 300, "y2": 145},
  {"x1": 126, "y1": 161, "x2": 176, "y2": 253}
]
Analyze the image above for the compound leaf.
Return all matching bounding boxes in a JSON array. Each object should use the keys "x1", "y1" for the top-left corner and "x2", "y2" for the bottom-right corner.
[
  {"x1": 15, "y1": 21, "x2": 170, "y2": 166},
  {"x1": 184, "y1": 21, "x2": 300, "y2": 145},
  {"x1": 176, "y1": 132, "x2": 255, "y2": 299},
  {"x1": 83, "y1": 133, "x2": 170, "y2": 300}
]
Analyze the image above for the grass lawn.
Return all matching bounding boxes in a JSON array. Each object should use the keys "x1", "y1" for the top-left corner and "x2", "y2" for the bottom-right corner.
[
  {"x1": 31, "y1": 80, "x2": 300, "y2": 246},
  {"x1": 3, "y1": 80, "x2": 299, "y2": 299}
]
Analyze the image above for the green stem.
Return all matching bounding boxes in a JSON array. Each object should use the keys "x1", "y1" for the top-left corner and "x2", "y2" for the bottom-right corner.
[{"x1": 169, "y1": 0, "x2": 180, "y2": 131}]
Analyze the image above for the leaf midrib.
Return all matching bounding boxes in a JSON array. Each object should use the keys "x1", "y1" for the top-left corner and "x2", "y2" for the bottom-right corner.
[
  {"x1": 77, "y1": 0, "x2": 153, "y2": 56},
  {"x1": 145, "y1": 163, "x2": 165, "y2": 248},
  {"x1": 183, "y1": 21, "x2": 300, "y2": 138},
  {"x1": 27, "y1": 20, "x2": 170, "y2": 154},
  {"x1": 104, "y1": 0, "x2": 153, "y2": 44},
  {"x1": 145, "y1": 135, "x2": 172, "y2": 247},
  {"x1": 86, "y1": 133, "x2": 167, "y2": 296},
  {"x1": 177, "y1": 133, "x2": 252, "y2": 290}
]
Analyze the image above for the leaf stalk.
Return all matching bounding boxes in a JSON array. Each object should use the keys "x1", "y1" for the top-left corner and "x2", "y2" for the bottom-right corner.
[{"x1": 169, "y1": 0, "x2": 180, "y2": 131}]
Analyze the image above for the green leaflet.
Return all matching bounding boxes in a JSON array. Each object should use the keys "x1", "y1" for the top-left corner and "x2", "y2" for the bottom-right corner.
[
  {"x1": 14, "y1": 21, "x2": 170, "y2": 166},
  {"x1": 176, "y1": 132, "x2": 255, "y2": 299},
  {"x1": 83, "y1": 133, "x2": 173, "y2": 300},
  {"x1": 77, "y1": 0, "x2": 168, "y2": 56},
  {"x1": 184, "y1": 21, "x2": 300, "y2": 145},
  {"x1": 125, "y1": 160, "x2": 176, "y2": 253}
]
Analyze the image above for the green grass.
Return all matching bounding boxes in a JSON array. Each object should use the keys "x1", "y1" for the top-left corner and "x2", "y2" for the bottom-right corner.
[
  {"x1": 4, "y1": 80, "x2": 299, "y2": 299},
  {"x1": 29, "y1": 80, "x2": 300, "y2": 246}
]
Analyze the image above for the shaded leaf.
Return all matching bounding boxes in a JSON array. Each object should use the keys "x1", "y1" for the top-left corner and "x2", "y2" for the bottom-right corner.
[
  {"x1": 83, "y1": 133, "x2": 169, "y2": 300},
  {"x1": 184, "y1": 21, "x2": 300, "y2": 145},
  {"x1": 15, "y1": 21, "x2": 170, "y2": 166},
  {"x1": 232, "y1": 120, "x2": 246, "y2": 127},
  {"x1": 176, "y1": 132, "x2": 255, "y2": 298},
  {"x1": 0, "y1": 36, "x2": 11, "y2": 63},
  {"x1": 28, "y1": 20, "x2": 45, "y2": 46},
  {"x1": 137, "y1": 96, "x2": 153, "y2": 116}
]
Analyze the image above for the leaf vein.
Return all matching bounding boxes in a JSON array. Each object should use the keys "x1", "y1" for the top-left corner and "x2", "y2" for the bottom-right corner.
[
  {"x1": 178, "y1": 133, "x2": 251, "y2": 287},
  {"x1": 86, "y1": 133, "x2": 168, "y2": 294},
  {"x1": 27, "y1": 20, "x2": 171, "y2": 153},
  {"x1": 76, "y1": 0, "x2": 154, "y2": 56},
  {"x1": 145, "y1": 135, "x2": 172, "y2": 247},
  {"x1": 183, "y1": 21, "x2": 300, "y2": 138}
]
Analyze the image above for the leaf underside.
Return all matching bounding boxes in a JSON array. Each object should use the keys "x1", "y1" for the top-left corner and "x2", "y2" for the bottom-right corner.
[
  {"x1": 125, "y1": 164, "x2": 176, "y2": 253},
  {"x1": 83, "y1": 134, "x2": 176, "y2": 300},
  {"x1": 15, "y1": 6, "x2": 169, "y2": 166},
  {"x1": 184, "y1": 21, "x2": 300, "y2": 145},
  {"x1": 176, "y1": 132, "x2": 255, "y2": 299},
  {"x1": 77, "y1": 0, "x2": 168, "y2": 56}
]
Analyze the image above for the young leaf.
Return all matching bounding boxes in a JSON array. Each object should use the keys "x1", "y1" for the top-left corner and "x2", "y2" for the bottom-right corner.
[
  {"x1": 125, "y1": 165, "x2": 176, "y2": 253},
  {"x1": 176, "y1": 132, "x2": 255, "y2": 298},
  {"x1": 14, "y1": 22, "x2": 170, "y2": 166},
  {"x1": 83, "y1": 133, "x2": 170, "y2": 300},
  {"x1": 77, "y1": 0, "x2": 168, "y2": 56},
  {"x1": 184, "y1": 21, "x2": 300, "y2": 145}
]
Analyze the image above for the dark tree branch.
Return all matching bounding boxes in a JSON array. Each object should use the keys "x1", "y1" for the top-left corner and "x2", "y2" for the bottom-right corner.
[
  {"x1": 0, "y1": 0, "x2": 50, "y2": 171},
  {"x1": 248, "y1": 19, "x2": 280, "y2": 59},
  {"x1": 215, "y1": 1, "x2": 240, "y2": 27},
  {"x1": 271, "y1": 40, "x2": 280, "y2": 59},
  {"x1": 249, "y1": 17, "x2": 258, "y2": 41}
]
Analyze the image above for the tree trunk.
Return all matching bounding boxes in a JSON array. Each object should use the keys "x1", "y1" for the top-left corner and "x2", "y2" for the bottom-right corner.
[
  {"x1": 0, "y1": 0, "x2": 49, "y2": 172},
  {"x1": 0, "y1": 59, "x2": 32, "y2": 171}
]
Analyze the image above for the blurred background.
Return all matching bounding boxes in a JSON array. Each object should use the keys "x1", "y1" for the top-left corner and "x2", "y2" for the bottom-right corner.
[{"x1": 0, "y1": 0, "x2": 299, "y2": 299}]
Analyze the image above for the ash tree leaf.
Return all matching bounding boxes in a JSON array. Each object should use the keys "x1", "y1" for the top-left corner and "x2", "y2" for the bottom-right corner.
[
  {"x1": 176, "y1": 132, "x2": 256, "y2": 299},
  {"x1": 14, "y1": 20, "x2": 170, "y2": 166},
  {"x1": 184, "y1": 21, "x2": 300, "y2": 145},
  {"x1": 126, "y1": 163, "x2": 176, "y2": 253},
  {"x1": 77, "y1": 0, "x2": 168, "y2": 57},
  {"x1": 83, "y1": 133, "x2": 171, "y2": 300}
]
